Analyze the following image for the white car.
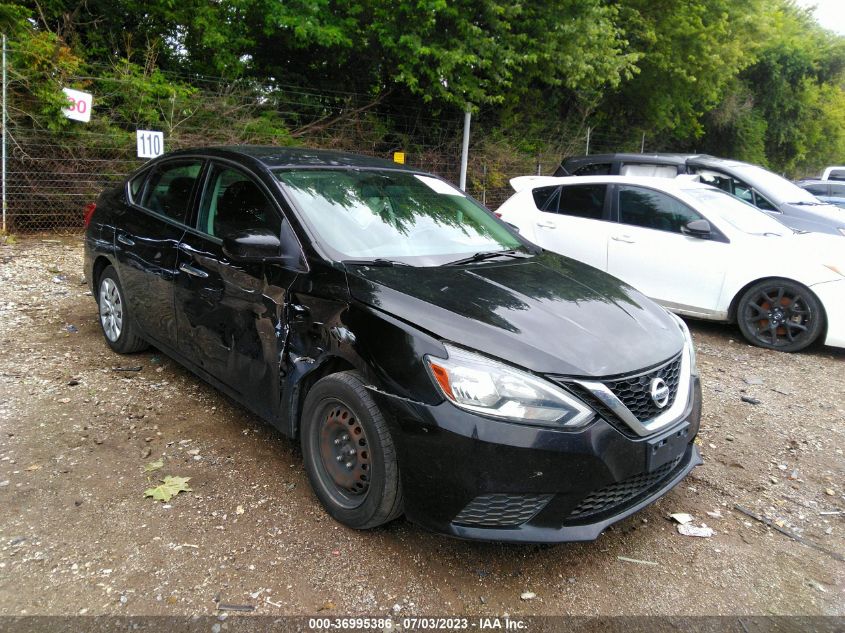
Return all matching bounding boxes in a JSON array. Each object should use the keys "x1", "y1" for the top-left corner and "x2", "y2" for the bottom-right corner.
[{"x1": 497, "y1": 175, "x2": 845, "y2": 352}]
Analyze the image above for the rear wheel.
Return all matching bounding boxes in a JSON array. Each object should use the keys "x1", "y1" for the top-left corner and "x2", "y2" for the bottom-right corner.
[
  {"x1": 96, "y1": 266, "x2": 148, "y2": 354},
  {"x1": 736, "y1": 279, "x2": 824, "y2": 352},
  {"x1": 301, "y1": 371, "x2": 402, "y2": 529}
]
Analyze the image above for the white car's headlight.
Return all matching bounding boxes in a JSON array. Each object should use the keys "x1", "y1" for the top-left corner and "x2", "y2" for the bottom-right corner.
[
  {"x1": 425, "y1": 344, "x2": 594, "y2": 428},
  {"x1": 669, "y1": 312, "x2": 698, "y2": 376}
]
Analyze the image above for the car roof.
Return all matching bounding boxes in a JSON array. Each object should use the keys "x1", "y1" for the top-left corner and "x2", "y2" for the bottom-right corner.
[
  {"x1": 511, "y1": 174, "x2": 714, "y2": 194},
  {"x1": 563, "y1": 153, "x2": 698, "y2": 168},
  {"x1": 162, "y1": 145, "x2": 414, "y2": 171}
]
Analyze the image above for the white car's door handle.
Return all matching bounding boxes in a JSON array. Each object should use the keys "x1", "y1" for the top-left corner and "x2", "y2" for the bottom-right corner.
[
  {"x1": 536, "y1": 220, "x2": 557, "y2": 229},
  {"x1": 611, "y1": 235, "x2": 635, "y2": 244}
]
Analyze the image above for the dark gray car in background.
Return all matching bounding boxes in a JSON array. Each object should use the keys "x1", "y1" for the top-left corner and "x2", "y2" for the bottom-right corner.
[{"x1": 555, "y1": 153, "x2": 845, "y2": 237}]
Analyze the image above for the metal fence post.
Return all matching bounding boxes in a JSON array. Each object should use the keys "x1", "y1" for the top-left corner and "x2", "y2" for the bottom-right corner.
[
  {"x1": 2, "y1": 34, "x2": 7, "y2": 234},
  {"x1": 459, "y1": 109, "x2": 471, "y2": 191},
  {"x1": 585, "y1": 126, "x2": 591, "y2": 156}
]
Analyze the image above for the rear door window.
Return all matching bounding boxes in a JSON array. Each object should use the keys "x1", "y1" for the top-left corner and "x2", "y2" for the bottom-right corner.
[
  {"x1": 138, "y1": 161, "x2": 203, "y2": 224},
  {"x1": 556, "y1": 184, "x2": 607, "y2": 220},
  {"x1": 829, "y1": 183, "x2": 845, "y2": 196},
  {"x1": 618, "y1": 185, "x2": 703, "y2": 234}
]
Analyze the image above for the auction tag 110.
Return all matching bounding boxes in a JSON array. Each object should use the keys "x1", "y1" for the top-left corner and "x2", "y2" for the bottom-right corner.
[
  {"x1": 62, "y1": 88, "x2": 93, "y2": 123},
  {"x1": 136, "y1": 130, "x2": 165, "y2": 159}
]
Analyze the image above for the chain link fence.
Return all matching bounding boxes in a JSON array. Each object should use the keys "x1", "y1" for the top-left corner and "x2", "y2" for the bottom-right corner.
[{"x1": 2, "y1": 66, "x2": 644, "y2": 233}]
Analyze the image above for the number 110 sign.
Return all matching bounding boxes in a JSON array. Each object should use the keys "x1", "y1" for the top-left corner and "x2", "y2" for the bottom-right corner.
[{"x1": 136, "y1": 130, "x2": 164, "y2": 159}]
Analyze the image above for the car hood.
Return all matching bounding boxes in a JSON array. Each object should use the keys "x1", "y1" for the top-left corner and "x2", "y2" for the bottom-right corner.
[{"x1": 345, "y1": 252, "x2": 684, "y2": 378}]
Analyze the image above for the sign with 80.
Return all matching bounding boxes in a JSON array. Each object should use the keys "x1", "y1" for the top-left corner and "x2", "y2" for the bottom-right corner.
[{"x1": 62, "y1": 88, "x2": 93, "y2": 123}]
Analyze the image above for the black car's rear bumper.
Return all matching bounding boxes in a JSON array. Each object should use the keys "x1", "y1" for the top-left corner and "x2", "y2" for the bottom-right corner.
[{"x1": 370, "y1": 376, "x2": 702, "y2": 543}]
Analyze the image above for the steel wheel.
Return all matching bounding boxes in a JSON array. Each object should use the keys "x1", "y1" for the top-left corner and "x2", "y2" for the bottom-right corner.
[
  {"x1": 737, "y1": 280, "x2": 824, "y2": 352},
  {"x1": 317, "y1": 401, "x2": 372, "y2": 506},
  {"x1": 301, "y1": 371, "x2": 403, "y2": 529},
  {"x1": 99, "y1": 277, "x2": 123, "y2": 342}
]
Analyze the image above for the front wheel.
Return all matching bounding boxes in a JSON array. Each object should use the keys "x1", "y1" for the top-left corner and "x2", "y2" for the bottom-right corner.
[
  {"x1": 736, "y1": 279, "x2": 824, "y2": 352},
  {"x1": 301, "y1": 371, "x2": 403, "y2": 529}
]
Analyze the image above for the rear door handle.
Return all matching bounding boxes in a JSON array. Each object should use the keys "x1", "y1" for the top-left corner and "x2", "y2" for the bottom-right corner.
[
  {"x1": 117, "y1": 234, "x2": 135, "y2": 247},
  {"x1": 536, "y1": 220, "x2": 557, "y2": 229},
  {"x1": 611, "y1": 235, "x2": 635, "y2": 244},
  {"x1": 179, "y1": 263, "x2": 209, "y2": 279}
]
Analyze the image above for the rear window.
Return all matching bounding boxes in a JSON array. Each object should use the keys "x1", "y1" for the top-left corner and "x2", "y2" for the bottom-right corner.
[{"x1": 828, "y1": 169, "x2": 845, "y2": 181}]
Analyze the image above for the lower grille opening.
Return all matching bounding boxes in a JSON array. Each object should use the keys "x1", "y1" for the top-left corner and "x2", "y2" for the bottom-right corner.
[
  {"x1": 565, "y1": 453, "x2": 687, "y2": 523},
  {"x1": 453, "y1": 493, "x2": 554, "y2": 528}
]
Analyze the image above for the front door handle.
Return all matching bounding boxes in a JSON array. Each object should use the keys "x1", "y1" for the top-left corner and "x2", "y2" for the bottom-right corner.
[
  {"x1": 536, "y1": 220, "x2": 557, "y2": 229},
  {"x1": 117, "y1": 234, "x2": 135, "y2": 247},
  {"x1": 179, "y1": 263, "x2": 209, "y2": 279},
  {"x1": 611, "y1": 235, "x2": 635, "y2": 244}
]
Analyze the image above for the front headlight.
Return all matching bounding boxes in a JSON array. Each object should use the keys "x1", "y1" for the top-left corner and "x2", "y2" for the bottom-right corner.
[
  {"x1": 425, "y1": 344, "x2": 594, "y2": 428},
  {"x1": 669, "y1": 312, "x2": 698, "y2": 376}
]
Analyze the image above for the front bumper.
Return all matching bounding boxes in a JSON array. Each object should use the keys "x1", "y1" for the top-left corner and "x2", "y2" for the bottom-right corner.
[
  {"x1": 811, "y1": 278, "x2": 845, "y2": 348},
  {"x1": 370, "y1": 376, "x2": 702, "y2": 543}
]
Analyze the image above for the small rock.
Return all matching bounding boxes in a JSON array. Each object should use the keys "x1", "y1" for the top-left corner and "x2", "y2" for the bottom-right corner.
[
  {"x1": 825, "y1": 489, "x2": 835, "y2": 496},
  {"x1": 141, "y1": 447, "x2": 152, "y2": 459},
  {"x1": 743, "y1": 376, "x2": 764, "y2": 385},
  {"x1": 480, "y1": 596, "x2": 487, "y2": 605},
  {"x1": 119, "y1": 595, "x2": 128, "y2": 605},
  {"x1": 187, "y1": 449, "x2": 200, "y2": 456},
  {"x1": 725, "y1": 436, "x2": 735, "y2": 442},
  {"x1": 741, "y1": 396, "x2": 761, "y2": 405},
  {"x1": 520, "y1": 591, "x2": 536, "y2": 601}
]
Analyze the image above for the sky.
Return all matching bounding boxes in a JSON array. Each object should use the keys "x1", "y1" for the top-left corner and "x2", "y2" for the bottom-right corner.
[{"x1": 796, "y1": 0, "x2": 845, "y2": 35}]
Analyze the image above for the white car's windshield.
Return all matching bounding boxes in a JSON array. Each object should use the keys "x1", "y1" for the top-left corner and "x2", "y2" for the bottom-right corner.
[
  {"x1": 275, "y1": 169, "x2": 522, "y2": 265},
  {"x1": 683, "y1": 188, "x2": 791, "y2": 235},
  {"x1": 729, "y1": 164, "x2": 818, "y2": 204}
]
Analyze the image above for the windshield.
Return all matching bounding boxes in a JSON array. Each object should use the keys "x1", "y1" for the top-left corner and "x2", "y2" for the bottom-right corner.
[
  {"x1": 275, "y1": 169, "x2": 523, "y2": 265},
  {"x1": 729, "y1": 163, "x2": 818, "y2": 204},
  {"x1": 683, "y1": 187, "x2": 791, "y2": 235}
]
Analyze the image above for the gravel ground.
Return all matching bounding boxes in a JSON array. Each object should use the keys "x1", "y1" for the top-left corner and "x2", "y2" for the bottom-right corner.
[{"x1": 0, "y1": 236, "x2": 842, "y2": 617}]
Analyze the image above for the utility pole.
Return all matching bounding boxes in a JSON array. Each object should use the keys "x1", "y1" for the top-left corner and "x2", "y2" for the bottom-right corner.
[
  {"x1": 459, "y1": 109, "x2": 471, "y2": 191},
  {"x1": 585, "y1": 126, "x2": 591, "y2": 156},
  {"x1": 641, "y1": 132, "x2": 646, "y2": 153}
]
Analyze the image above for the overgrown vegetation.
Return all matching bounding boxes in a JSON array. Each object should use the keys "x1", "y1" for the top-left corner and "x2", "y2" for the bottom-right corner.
[{"x1": 5, "y1": 0, "x2": 845, "y2": 177}]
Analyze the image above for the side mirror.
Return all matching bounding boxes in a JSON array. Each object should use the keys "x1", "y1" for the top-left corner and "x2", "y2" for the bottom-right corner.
[
  {"x1": 681, "y1": 219, "x2": 712, "y2": 239},
  {"x1": 222, "y1": 228, "x2": 282, "y2": 262}
]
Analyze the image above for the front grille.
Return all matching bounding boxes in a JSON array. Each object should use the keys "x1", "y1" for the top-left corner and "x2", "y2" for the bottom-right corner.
[
  {"x1": 453, "y1": 494, "x2": 553, "y2": 528},
  {"x1": 606, "y1": 354, "x2": 682, "y2": 422},
  {"x1": 565, "y1": 455, "x2": 684, "y2": 522}
]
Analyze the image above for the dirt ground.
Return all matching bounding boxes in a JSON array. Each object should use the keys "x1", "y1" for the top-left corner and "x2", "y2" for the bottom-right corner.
[{"x1": 0, "y1": 235, "x2": 842, "y2": 617}]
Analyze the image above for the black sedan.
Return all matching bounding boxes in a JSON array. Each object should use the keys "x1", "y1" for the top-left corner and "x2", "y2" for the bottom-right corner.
[{"x1": 84, "y1": 146, "x2": 701, "y2": 543}]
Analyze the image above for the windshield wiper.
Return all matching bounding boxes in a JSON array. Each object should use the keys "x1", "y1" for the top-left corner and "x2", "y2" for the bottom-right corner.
[
  {"x1": 443, "y1": 249, "x2": 533, "y2": 266},
  {"x1": 342, "y1": 258, "x2": 413, "y2": 267}
]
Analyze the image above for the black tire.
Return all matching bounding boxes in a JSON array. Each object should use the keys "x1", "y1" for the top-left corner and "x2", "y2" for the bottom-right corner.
[
  {"x1": 96, "y1": 265, "x2": 148, "y2": 354},
  {"x1": 736, "y1": 278, "x2": 824, "y2": 352},
  {"x1": 300, "y1": 371, "x2": 403, "y2": 529}
]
